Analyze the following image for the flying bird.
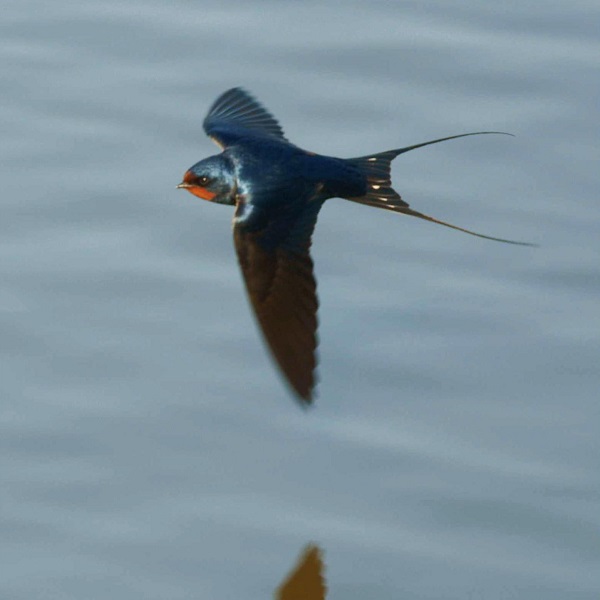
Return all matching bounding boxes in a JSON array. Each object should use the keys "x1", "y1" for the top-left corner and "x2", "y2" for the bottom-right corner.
[{"x1": 177, "y1": 88, "x2": 532, "y2": 404}]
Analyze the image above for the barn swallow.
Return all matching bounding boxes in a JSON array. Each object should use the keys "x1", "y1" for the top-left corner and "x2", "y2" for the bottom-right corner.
[{"x1": 177, "y1": 88, "x2": 532, "y2": 405}]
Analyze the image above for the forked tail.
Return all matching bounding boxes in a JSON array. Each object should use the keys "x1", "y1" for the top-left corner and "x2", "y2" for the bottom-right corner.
[{"x1": 345, "y1": 132, "x2": 536, "y2": 246}]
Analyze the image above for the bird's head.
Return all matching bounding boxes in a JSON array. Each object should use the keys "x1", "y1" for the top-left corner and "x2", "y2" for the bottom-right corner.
[{"x1": 176, "y1": 154, "x2": 236, "y2": 205}]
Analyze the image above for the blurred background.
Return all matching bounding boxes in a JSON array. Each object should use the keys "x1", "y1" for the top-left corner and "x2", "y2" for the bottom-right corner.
[{"x1": 1, "y1": 1, "x2": 599, "y2": 598}]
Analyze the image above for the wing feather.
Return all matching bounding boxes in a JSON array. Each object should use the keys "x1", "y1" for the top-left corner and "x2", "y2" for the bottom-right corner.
[
  {"x1": 204, "y1": 87, "x2": 288, "y2": 148},
  {"x1": 233, "y1": 203, "x2": 320, "y2": 403}
]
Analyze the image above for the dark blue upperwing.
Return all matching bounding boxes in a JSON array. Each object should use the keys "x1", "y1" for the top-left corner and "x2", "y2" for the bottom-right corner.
[{"x1": 203, "y1": 87, "x2": 289, "y2": 148}]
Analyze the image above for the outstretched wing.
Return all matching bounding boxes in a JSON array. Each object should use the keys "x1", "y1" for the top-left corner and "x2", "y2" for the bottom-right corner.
[
  {"x1": 233, "y1": 200, "x2": 321, "y2": 404},
  {"x1": 203, "y1": 87, "x2": 289, "y2": 149}
]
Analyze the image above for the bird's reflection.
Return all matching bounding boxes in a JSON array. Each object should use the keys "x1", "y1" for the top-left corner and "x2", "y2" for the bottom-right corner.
[{"x1": 276, "y1": 544, "x2": 326, "y2": 600}]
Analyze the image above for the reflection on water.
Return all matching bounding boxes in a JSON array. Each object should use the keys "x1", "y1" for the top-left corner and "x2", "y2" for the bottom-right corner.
[{"x1": 276, "y1": 545, "x2": 326, "y2": 600}]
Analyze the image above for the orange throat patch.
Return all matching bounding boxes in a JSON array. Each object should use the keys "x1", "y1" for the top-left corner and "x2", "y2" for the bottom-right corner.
[{"x1": 187, "y1": 185, "x2": 217, "y2": 201}]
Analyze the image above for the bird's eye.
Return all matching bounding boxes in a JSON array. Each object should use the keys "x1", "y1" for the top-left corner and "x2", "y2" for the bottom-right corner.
[{"x1": 197, "y1": 175, "x2": 210, "y2": 186}]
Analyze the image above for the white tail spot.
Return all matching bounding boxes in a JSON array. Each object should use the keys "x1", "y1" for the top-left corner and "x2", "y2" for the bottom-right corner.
[
  {"x1": 372, "y1": 184, "x2": 381, "y2": 190},
  {"x1": 367, "y1": 157, "x2": 377, "y2": 162}
]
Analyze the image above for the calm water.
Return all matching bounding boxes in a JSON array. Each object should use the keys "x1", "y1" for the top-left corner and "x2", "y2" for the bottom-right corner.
[{"x1": 2, "y1": 1, "x2": 599, "y2": 598}]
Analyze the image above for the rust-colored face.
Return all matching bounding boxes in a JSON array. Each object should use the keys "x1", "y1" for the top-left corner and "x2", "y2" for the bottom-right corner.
[{"x1": 177, "y1": 170, "x2": 217, "y2": 201}]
